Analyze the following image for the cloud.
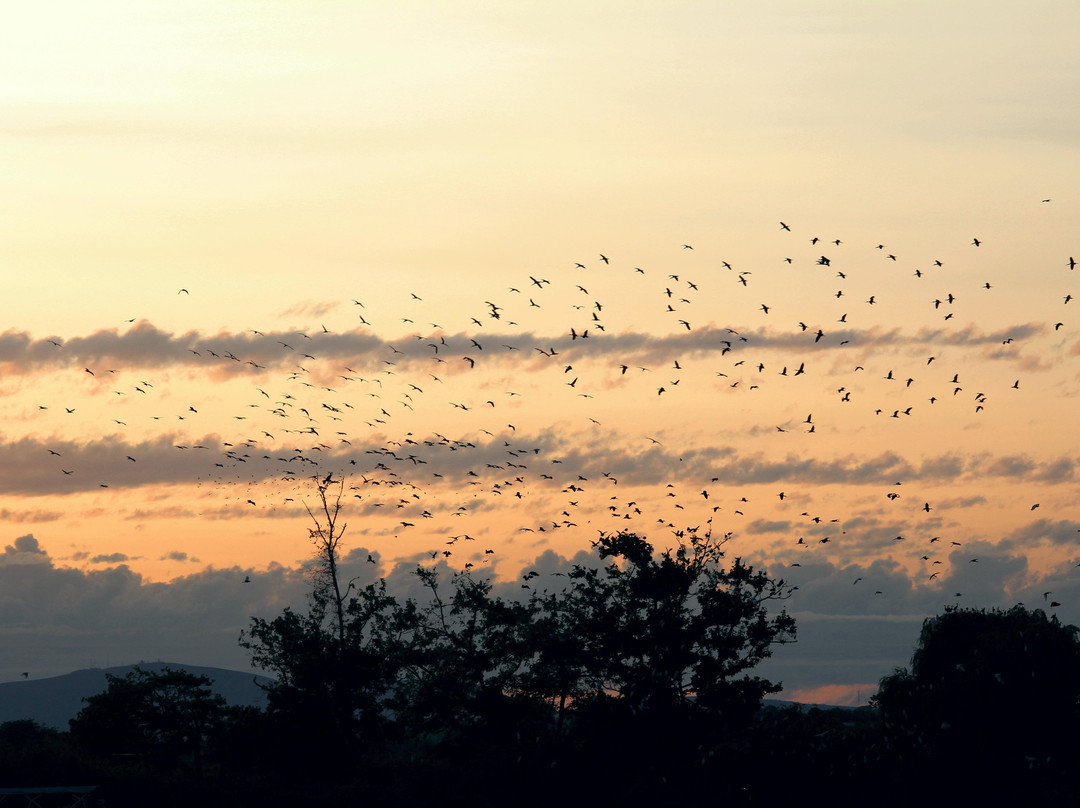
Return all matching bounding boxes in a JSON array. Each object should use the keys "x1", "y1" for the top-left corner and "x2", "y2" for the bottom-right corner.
[
  {"x1": 752, "y1": 538, "x2": 1080, "y2": 703},
  {"x1": 0, "y1": 539, "x2": 313, "y2": 682},
  {"x1": 1033, "y1": 457, "x2": 1076, "y2": 483},
  {"x1": 160, "y1": 550, "x2": 199, "y2": 563},
  {"x1": 984, "y1": 454, "x2": 1037, "y2": 477},
  {"x1": 1003, "y1": 518, "x2": 1080, "y2": 547},
  {"x1": 746, "y1": 519, "x2": 794, "y2": 534},
  {"x1": 0, "y1": 509, "x2": 63, "y2": 524},
  {"x1": 2, "y1": 534, "x2": 47, "y2": 562},
  {"x1": 0, "y1": 434, "x2": 236, "y2": 496},
  {"x1": 275, "y1": 301, "x2": 342, "y2": 320},
  {"x1": 0, "y1": 318, "x2": 1050, "y2": 383},
  {"x1": 3, "y1": 530, "x2": 1078, "y2": 707},
  {"x1": 89, "y1": 553, "x2": 130, "y2": 564}
]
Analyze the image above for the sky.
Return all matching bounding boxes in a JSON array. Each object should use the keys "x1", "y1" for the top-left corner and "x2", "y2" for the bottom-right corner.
[{"x1": 1, "y1": 0, "x2": 1079, "y2": 706}]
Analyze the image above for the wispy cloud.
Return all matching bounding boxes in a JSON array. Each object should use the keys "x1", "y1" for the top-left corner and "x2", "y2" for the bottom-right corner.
[{"x1": 0, "y1": 319, "x2": 1051, "y2": 378}]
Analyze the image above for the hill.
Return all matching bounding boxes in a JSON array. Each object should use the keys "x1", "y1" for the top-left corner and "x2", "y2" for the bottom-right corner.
[
  {"x1": 0, "y1": 663, "x2": 859, "y2": 732},
  {"x1": 0, "y1": 662, "x2": 272, "y2": 729}
]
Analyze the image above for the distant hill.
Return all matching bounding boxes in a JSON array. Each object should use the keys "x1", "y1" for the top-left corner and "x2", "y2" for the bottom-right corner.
[
  {"x1": 0, "y1": 662, "x2": 273, "y2": 730},
  {"x1": 762, "y1": 698, "x2": 866, "y2": 712},
  {"x1": 0, "y1": 665, "x2": 859, "y2": 731}
]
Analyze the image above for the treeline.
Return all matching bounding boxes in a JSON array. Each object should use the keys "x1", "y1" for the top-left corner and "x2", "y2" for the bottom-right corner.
[
  {"x1": 4, "y1": 520, "x2": 807, "y2": 807},
  {"x1": 234, "y1": 523, "x2": 798, "y2": 805},
  {"x1": 3, "y1": 485, "x2": 1079, "y2": 805},
  {"x1": 10, "y1": 596, "x2": 1080, "y2": 808}
]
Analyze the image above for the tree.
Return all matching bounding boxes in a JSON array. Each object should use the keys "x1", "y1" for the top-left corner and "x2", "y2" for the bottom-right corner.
[
  {"x1": 69, "y1": 667, "x2": 229, "y2": 777},
  {"x1": 304, "y1": 474, "x2": 352, "y2": 643},
  {"x1": 240, "y1": 476, "x2": 410, "y2": 760},
  {"x1": 240, "y1": 578, "x2": 405, "y2": 764},
  {"x1": 241, "y1": 505, "x2": 798, "y2": 768},
  {"x1": 872, "y1": 604, "x2": 1080, "y2": 790},
  {"x1": 531, "y1": 531, "x2": 797, "y2": 731},
  {"x1": 391, "y1": 566, "x2": 539, "y2": 739},
  {"x1": 0, "y1": 720, "x2": 87, "y2": 787}
]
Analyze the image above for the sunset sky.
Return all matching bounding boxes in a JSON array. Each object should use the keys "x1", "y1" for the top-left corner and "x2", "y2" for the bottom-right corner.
[{"x1": 1, "y1": 0, "x2": 1078, "y2": 706}]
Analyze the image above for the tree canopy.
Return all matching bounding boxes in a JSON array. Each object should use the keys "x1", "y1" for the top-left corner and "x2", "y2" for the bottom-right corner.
[
  {"x1": 69, "y1": 666, "x2": 231, "y2": 777},
  {"x1": 240, "y1": 524, "x2": 796, "y2": 758},
  {"x1": 872, "y1": 604, "x2": 1080, "y2": 784}
]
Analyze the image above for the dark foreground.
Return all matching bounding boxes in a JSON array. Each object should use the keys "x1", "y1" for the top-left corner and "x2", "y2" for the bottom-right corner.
[{"x1": 3, "y1": 700, "x2": 1078, "y2": 808}]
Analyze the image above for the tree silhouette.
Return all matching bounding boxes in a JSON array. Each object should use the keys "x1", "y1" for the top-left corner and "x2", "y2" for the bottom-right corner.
[
  {"x1": 239, "y1": 578, "x2": 404, "y2": 768},
  {"x1": 390, "y1": 566, "x2": 538, "y2": 737},
  {"x1": 546, "y1": 532, "x2": 796, "y2": 718},
  {"x1": 872, "y1": 604, "x2": 1080, "y2": 798},
  {"x1": 0, "y1": 720, "x2": 88, "y2": 788},
  {"x1": 241, "y1": 490, "x2": 798, "y2": 780},
  {"x1": 303, "y1": 474, "x2": 353, "y2": 643},
  {"x1": 69, "y1": 667, "x2": 229, "y2": 777}
]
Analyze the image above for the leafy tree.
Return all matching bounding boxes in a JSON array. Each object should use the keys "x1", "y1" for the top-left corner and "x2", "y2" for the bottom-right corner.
[
  {"x1": 240, "y1": 475, "x2": 409, "y2": 761},
  {"x1": 69, "y1": 667, "x2": 229, "y2": 777},
  {"x1": 239, "y1": 579, "x2": 406, "y2": 767},
  {"x1": 543, "y1": 531, "x2": 796, "y2": 725},
  {"x1": 872, "y1": 604, "x2": 1080, "y2": 792},
  {"x1": 241, "y1": 492, "x2": 798, "y2": 768},
  {"x1": 0, "y1": 720, "x2": 88, "y2": 787},
  {"x1": 515, "y1": 586, "x2": 594, "y2": 736},
  {"x1": 391, "y1": 566, "x2": 539, "y2": 739},
  {"x1": 742, "y1": 704, "x2": 893, "y2": 804}
]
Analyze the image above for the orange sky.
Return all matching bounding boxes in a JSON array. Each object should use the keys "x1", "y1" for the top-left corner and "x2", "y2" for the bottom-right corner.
[{"x1": 0, "y1": 1, "x2": 1078, "y2": 705}]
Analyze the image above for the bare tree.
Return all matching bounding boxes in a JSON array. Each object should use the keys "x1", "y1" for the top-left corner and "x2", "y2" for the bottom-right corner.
[{"x1": 305, "y1": 474, "x2": 352, "y2": 643}]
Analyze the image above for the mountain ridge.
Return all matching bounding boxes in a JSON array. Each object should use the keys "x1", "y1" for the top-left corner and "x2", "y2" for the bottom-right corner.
[
  {"x1": 0, "y1": 663, "x2": 861, "y2": 731},
  {"x1": 0, "y1": 662, "x2": 272, "y2": 730}
]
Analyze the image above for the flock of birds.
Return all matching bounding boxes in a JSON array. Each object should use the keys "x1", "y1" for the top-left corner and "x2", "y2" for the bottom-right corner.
[{"x1": 18, "y1": 213, "x2": 1078, "y2": 605}]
